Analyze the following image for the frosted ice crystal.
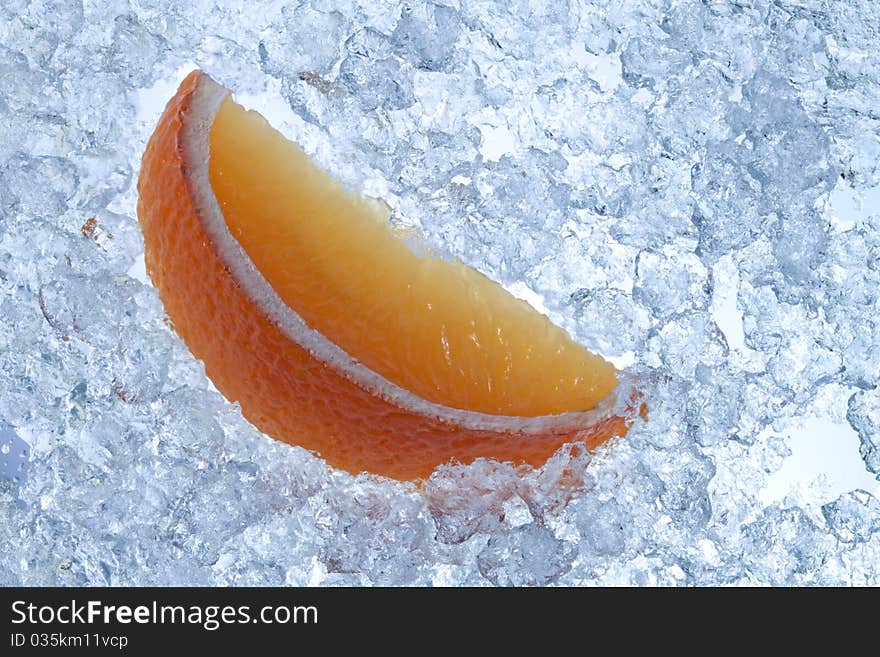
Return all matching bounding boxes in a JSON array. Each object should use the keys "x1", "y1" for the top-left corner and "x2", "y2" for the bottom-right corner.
[{"x1": 2, "y1": 0, "x2": 880, "y2": 586}]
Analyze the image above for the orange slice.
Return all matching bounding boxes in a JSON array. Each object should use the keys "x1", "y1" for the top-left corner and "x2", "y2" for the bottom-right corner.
[{"x1": 136, "y1": 70, "x2": 640, "y2": 480}]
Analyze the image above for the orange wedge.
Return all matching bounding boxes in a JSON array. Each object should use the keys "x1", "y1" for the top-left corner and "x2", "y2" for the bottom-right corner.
[{"x1": 136, "y1": 70, "x2": 640, "y2": 480}]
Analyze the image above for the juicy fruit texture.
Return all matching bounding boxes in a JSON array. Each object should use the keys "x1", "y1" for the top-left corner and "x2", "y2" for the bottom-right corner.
[
  {"x1": 137, "y1": 71, "x2": 635, "y2": 480},
  {"x1": 209, "y1": 97, "x2": 617, "y2": 416}
]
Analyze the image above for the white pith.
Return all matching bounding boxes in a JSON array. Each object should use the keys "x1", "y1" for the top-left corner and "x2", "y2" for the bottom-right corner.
[{"x1": 177, "y1": 72, "x2": 632, "y2": 434}]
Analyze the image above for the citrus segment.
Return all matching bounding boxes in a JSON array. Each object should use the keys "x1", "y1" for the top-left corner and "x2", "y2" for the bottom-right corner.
[{"x1": 136, "y1": 70, "x2": 639, "y2": 480}]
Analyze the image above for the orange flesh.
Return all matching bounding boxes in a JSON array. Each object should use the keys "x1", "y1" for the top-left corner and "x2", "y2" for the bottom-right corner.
[{"x1": 208, "y1": 97, "x2": 617, "y2": 417}]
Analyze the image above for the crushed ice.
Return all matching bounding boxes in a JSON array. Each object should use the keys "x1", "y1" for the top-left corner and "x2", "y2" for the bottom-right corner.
[{"x1": 1, "y1": 0, "x2": 879, "y2": 585}]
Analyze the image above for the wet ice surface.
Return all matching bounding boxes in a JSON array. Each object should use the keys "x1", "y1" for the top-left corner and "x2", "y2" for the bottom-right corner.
[{"x1": 2, "y1": 0, "x2": 880, "y2": 586}]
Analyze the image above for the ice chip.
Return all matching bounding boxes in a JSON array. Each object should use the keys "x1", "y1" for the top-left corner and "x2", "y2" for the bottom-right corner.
[
  {"x1": 391, "y1": 3, "x2": 461, "y2": 72},
  {"x1": 822, "y1": 490, "x2": 880, "y2": 544},
  {"x1": 477, "y1": 524, "x2": 576, "y2": 587},
  {"x1": 634, "y1": 247, "x2": 710, "y2": 319},
  {"x1": 110, "y1": 14, "x2": 167, "y2": 84},
  {"x1": 577, "y1": 497, "x2": 629, "y2": 557},
  {"x1": 569, "y1": 287, "x2": 654, "y2": 357},
  {"x1": 425, "y1": 460, "x2": 521, "y2": 544}
]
